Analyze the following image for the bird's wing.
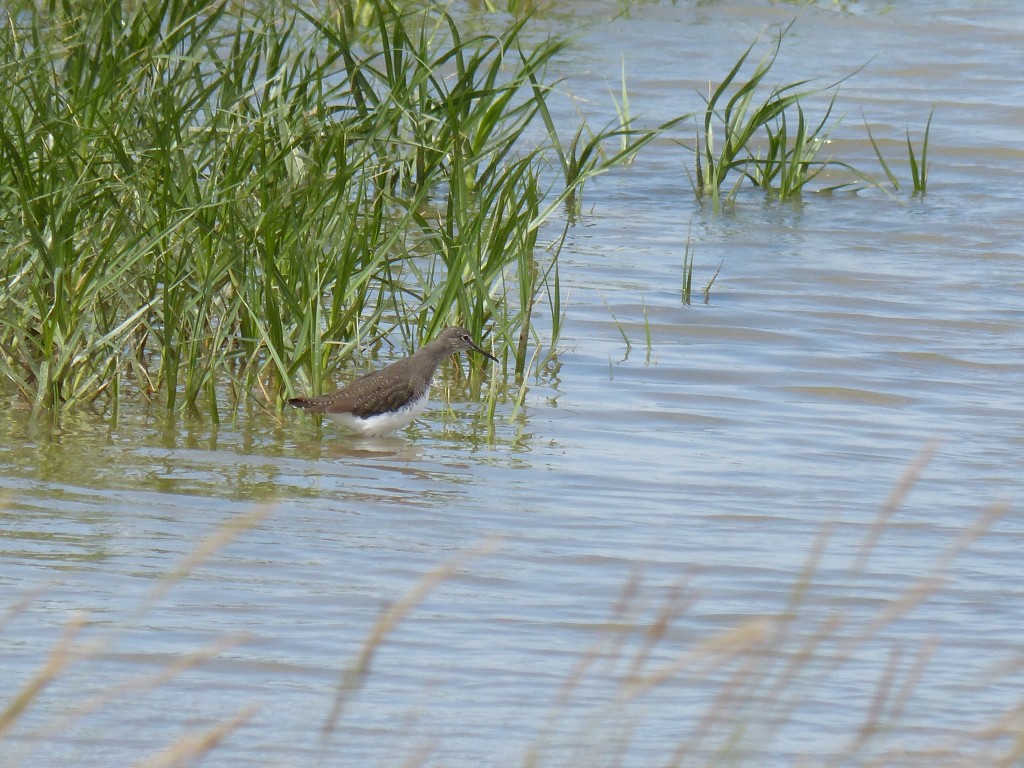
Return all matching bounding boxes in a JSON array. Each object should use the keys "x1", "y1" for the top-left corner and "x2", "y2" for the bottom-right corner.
[{"x1": 331, "y1": 379, "x2": 418, "y2": 418}]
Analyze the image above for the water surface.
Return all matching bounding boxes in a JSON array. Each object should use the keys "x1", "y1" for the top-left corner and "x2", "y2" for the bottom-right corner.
[{"x1": 2, "y1": 2, "x2": 1023, "y2": 766}]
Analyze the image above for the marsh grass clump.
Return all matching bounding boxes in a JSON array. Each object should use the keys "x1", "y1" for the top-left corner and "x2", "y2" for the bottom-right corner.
[
  {"x1": 0, "y1": 0, "x2": 667, "y2": 418},
  {"x1": 688, "y1": 24, "x2": 858, "y2": 205},
  {"x1": 686, "y1": 23, "x2": 937, "y2": 206},
  {"x1": 0, "y1": 3, "x2": 937, "y2": 420}
]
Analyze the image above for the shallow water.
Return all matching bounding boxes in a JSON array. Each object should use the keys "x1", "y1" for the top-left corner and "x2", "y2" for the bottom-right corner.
[{"x1": 3, "y1": 2, "x2": 1024, "y2": 766}]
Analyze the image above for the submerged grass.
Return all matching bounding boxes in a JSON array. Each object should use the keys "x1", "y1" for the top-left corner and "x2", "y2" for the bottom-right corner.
[{"x1": 0, "y1": 0, "x2": 672, "y2": 419}]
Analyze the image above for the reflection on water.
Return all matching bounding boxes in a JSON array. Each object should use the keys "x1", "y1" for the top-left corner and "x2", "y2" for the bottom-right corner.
[{"x1": 3, "y1": 2, "x2": 1024, "y2": 766}]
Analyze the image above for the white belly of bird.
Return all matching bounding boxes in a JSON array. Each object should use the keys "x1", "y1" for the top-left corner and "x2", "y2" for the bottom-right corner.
[{"x1": 328, "y1": 394, "x2": 429, "y2": 437}]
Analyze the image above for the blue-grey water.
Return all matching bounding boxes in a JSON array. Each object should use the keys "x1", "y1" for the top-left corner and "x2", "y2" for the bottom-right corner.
[{"x1": 3, "y1": 2, "x2": 1023, "y2": 766}]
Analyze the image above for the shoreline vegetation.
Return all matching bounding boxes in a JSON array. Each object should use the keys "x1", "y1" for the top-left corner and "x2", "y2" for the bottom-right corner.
[
  {"x1": 0, "y1": 0, "x2": 674, "y2": 419},
  {"x1": 0, "y1": 0, "x2": 931, "y2": 419}
]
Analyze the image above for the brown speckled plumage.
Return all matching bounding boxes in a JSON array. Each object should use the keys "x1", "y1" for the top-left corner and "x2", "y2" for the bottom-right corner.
[{"x1": 287, "y1": 326, "x2": 497, "y2": 435}]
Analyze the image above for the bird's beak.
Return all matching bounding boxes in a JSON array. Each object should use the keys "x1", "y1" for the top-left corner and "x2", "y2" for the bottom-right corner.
[{"x1": 471, "y1": 342, "x2": 498, "y2": 364}]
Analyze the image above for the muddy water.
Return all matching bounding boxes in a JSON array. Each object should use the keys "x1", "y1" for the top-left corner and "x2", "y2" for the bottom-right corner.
[{"x1": 3, "y1": 2, "x2": 1024, "y2": 766}]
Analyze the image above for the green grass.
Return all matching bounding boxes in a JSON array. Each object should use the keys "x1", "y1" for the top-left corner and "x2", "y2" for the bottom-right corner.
[
  {"x1": 866, "y1": 108, "x2": 934, "y2": 194},
  {"x1": 685, "y1": 23, "x2": 935, "y2": 205},
  {"x1": 0, "y1": 4, "x2": 937, "y2": 420},
  {"x1": 681, "y1": 228, "x2": 720, "y2": 307},
  {"x1": 688, "y1": 24, "x2": 856, "y2": 205},
  {"x1": 0, "y1": 0, "x2": 672, "y2": 419},
  {"x1": 681, "y1": 228, "x2": 695, "y2": 306},
  {"x1": 907, "y1": 109, "x2": 933, "y2": 194}
]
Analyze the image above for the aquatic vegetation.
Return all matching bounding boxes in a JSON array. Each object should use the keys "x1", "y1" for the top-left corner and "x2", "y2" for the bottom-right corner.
[
  {"x1": 688, "y1": 24, "x2": 857, "y2": 204},
  {"x1": 686, "y1": 22, "x2": 936, "y2": 205},
  {"x1": 0, "y1": 0, "x2": 665, "y2": 417},
  {"x1": 681, "y1": 229, "x2": 695, "y2": 306},
  {"x1": 0, "y1": 0, "x2": 937, "y2": 419},
  {"x1": 681, "y1": 228, "x2": 720, "y2": 307},
  {"x1": 702, "y1": 259, "x2": 723, "y2": 305},
  {"x1": 907, "y1": 109, "x2": 933, "y2": 194},
  {"x1": 866, "y1": 108, "x2": 934, "y2": 195},
  {"x1": 750, "y1": 98, "x2": 843, "y2": 197}
]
